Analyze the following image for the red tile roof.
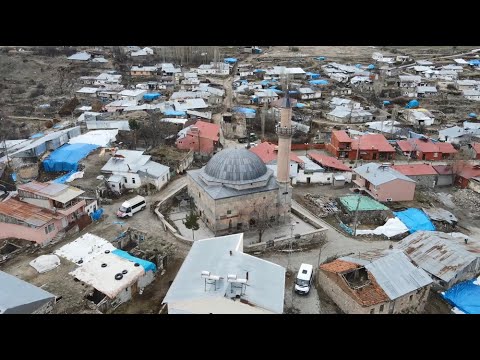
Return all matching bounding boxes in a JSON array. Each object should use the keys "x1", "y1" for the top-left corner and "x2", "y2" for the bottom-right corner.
[
  {"x1": 473, "y1": 143, "x2": 480, "y2": 154},
  {"x1": 411, "y1": 138, "x2": 439, "y2": 153},
  {"x1": 458, "y1": 164, "x2": 480, "y2": 180},
  {"x1": 436, "y1": 142, "x2": 457, "y2": 154},
  {"x1": 320, "y1": 259, "x2": 389, "y2": 306},
  {"x1": 332, "y1": 130, "x2": 352, "y2": 143},
  {"x1": 189, "y1": 120, "x2": 220, "y2": 141},
  {"x1": 351, "y1": 134, "x2": 395, "y2": 152},
  {"x1": 0, "y1": 198, "x2": 62, "y2": 227},
  {"x1": 308, "y1": 152, "x2": 352, "y2": 172},
  {"x1": 250, "y1": 142, "x2": 303, "y2": 164},
  {"x1": 433, "y1": 165, "x2": 453, "y2": 175},
  {"x1": 396, "y1": 140, "x2": 414, "y2": 152},
  {"x1": 392, "y1": 164, "x2": 438, "y2": 176}
]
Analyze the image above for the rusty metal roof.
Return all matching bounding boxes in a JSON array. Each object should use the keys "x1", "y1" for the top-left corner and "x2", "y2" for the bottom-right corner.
[
  {"x1": 0, "y1": 198, "x2": 62, "y2": 227},
  {"x1": 18, "y1": 181, "x2": 84, "y2": 204},
  {"x1": 395, "y1": 231, "x2": 480, "y2": 283}
]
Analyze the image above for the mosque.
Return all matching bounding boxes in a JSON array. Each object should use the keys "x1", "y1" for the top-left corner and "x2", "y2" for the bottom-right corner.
[{"x1": 187, "y1": 93, "x2": 295, "y2": 236}]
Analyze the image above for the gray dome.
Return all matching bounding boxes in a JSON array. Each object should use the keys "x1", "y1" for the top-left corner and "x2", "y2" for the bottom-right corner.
[{"x1": 204, "y1": 148, "x2": 267, "y2": 182}]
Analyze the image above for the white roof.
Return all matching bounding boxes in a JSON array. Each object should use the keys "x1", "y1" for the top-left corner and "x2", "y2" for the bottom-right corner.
[
  {"x1": 463, "y1": 89, "x2": 480, "y2": 96},
  {"x1": 55, "y1": 233, "x2": 116, "y2": 265},
  {"x1": 138, "y1": 161, "x2": 170, "y2": 178},
  {"x1": 68, "y1": 52, "x2": 91, "y2": 61},
  {"x1": 101, "y1": 150, "x2": 151, "y2": 173},
  {"x1": 399, "y1": 75, "x2": 421, "y2": 82},
  {"x1": 456, "y1": 79, "x2": 478, "y2": 86},
  {"x1": 354, "y1": 163, "x2": 416, "y2": 186},
  {"x1": 416, "y1": 86, "x2": 437, "y2": 93},
  {"x1": 76, "y1": 87, "x2": 98, "y2": 94},
  {"x1": 255, "y1": 89, "x2": 279, "y2": 98},
  {"x1": 416, "y1": 60, "x2": 433, "y2": 66},
  {"x1": 328, "y1": 106, "x2": 351, "y2": 118},
  {"x1": 267, "y1": 66, "x2": 306, "y2": 75},
  {"x1": 330, "y1": 97, "x2": 353, "y2": 106},
  {"x1": 92, "y1": 57, "x2": 108, "y2": 63},
  {"x1": 78, "y1": 106, "x2": 92, "y2": 111},
  {"x1": 106, "y1": 99, "x2": 137, "y2": 108},
  {"x1": 131, "y1": 66, "x2": 157, "y2": 72},
  {"x1": 118, "y1": 89, "x2": 146, "y2": 97},
  {"x1": 454, "y1": 58, "x2": 469, "y2": 64},
  {"x1": 96, "y1": 73, "x2": 121, "y2": 81},
  {"x1": 163, "y1": 234, "x2": 285, "y2": 314},
  {"x1": 298, "y1": 87, "x2": 315, "y2": 94},
  {"x1": 173, "y1": 98, "x2": 208, "y2": 111},
  {"x1": 70, "y1": 252, "x2": 145, "y2": 299},
  {"x1": 161, "y1": 118, "x2": 188, "y2": 125},
  {"x1": 68, "y1": 129, "x2": 118, "y2": 147}
]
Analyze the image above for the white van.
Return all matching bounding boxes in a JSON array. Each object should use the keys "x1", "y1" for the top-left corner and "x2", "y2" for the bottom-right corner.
[
  {"x1": 295, "y1": 263, "x2": 314, "y2": 295},
  {"x1": 116, "y1": 196, "x2": 146, "y2": 218}
]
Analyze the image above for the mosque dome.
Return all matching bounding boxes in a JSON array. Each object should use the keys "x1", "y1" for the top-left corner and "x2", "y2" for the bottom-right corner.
[{"x1": 203, "y1": 148, "x2": 268, "y2": 182}]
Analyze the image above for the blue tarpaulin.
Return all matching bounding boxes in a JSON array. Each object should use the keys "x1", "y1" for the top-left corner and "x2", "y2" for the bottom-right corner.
[
  {"x1": 405, "y1": 99, "x2": 419, "y2": 109},
  {"x1": 367, "y1": 64, "x2": 375, "y2": 70},
  {"x1": 224, "y1": 57, "x2": 237, "y2": 64},
  {"x1": 309, "y1": 79, "x2": 329, "y2": 85},
  {"x1": 394, "y1": 208, "x2": 435, "y2": 233},
  {"x1": 306, "y1": 72, "x2": 320, "y2": 79},
  {"x1": 383, "y1": 100, "x2": 391, "y2": 105},
  {"x1": 296, "y1": 103, "x2": 307, "y2": 108},
  {"x1": 43, "y1": 143, "x2": 99, "y2": 172},
  {"x1": 30, "y1": 133, "x2": 44, "y2": 139},
  {"x1": 53, "y1": 170, "x2": 76, "y2": 184},
  {"x1": 468, "y1": 60, "x2": 480, "y2": 66},
  {"x1": 468, "y1": 112, "x2": 477, "y2": 118},
  {"x1": 11, "y1": 173, "x2": 17, "y2": 182},
  {"x1": 253, "y1": 69, "x2": 265, "y2": 73},
  {"x1": 355, "y1": 64, "x2": 362, "y2": 68},
  {"x1": 143, "y1": 93, "x2": 160, "y2": 101},
  {"x1": 233, "y1": 107, "x2": 256, "y2": 115},
  {"x1": 442, "y1": 279, "x2": 480, "y2": 314},
  {"x1": 314, "y1": 56, "x2": 326, "y2": 61},
  {"x1": 162, "y1": 110, "x2": 186, "y2": 116},
  {"x1": 112, "y1": 249, "x2": 157, "y2": 272},
  {"x1": 91, "y1": 208, "x2": 104, "y2": 221}
]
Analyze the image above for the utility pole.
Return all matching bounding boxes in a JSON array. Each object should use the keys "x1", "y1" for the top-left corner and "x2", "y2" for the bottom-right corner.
[
  {"x1": 352, "y1": 195, "x2": 362, "y2": 236},
  {"x1": 355, "y1": 135, "x2": 361, "y2": 167}
]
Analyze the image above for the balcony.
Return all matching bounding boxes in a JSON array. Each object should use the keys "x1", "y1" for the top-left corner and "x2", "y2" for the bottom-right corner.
[
  {"x1": 276, "y1": 125, "x2": 296, "y2": 137},
  {"x1": 56, "y1": 199, "x2": 86, "y2": 217}
]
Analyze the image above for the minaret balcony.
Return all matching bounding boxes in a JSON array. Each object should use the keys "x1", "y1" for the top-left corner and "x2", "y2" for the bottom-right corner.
[{"x1": 276, "y1": 125, "x2": 296, "y2": 137}]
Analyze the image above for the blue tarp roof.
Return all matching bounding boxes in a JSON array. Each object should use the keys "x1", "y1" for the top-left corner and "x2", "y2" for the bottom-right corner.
[
  {"x1": 253, "y1": 69, "x2": 265, "y2": 73},
  {"x1": 296, "y1": 103, "x2": 307, "y2": 108},
  {"x1": 309, "y1": 79, "x2": 329, "y2": 85},
  {"x1": 314, "y1": 56, "x2": 326, "y2": 60},
  {"x1": 442, "y1": 279, "x2": 480, "y2": 314},
  {"x1": 143, "y1": 93, "x2": 160, "y2": 100},
  {"x1": 11, "y1": 173, "x2": 17, "y2": 182},
  {"x1": 233, "y1": 107, "x2": 256, "y2": 114},
  {"x1": 468, "y1": 112, "x2": 477, "y2": 118},
  {"x1": 260, "y1": 80, "x2": 270, "y2": 86},
  {"x1": 43, "y1": 143, "x2": 99, "y2": 172},
  {"x1": 383, "y1": 100, "x2": 391, "y2": 105},
  {"x1": 289, "y1": 90, "x2": 299, "y2": 94},
  {"x1": 112, "y1": 249, "x2": 157, "y2": 272},
  {"x1": 367, "y1": 64, "x2": 375, "y2": 69},
  {"x1": 306, "y1": 72, "x2": 320, "y2": 79},
  {"x1": 53, "y1": 170, "x2": 76, "y2": 184},
  {"x1": 468, "y1": 59, "x2": 480, "y2": 66},
  {"x1": 355, "y1": 64, "x2": 362, "y2": 68},
  {"x1": 162, "y1": 110, "x2": 186, "y2": 116},
  {"x1": 405, "y1": 99, "x2": 419, "y2": 109},
  {"x1": 394, "y1": 208, "x2": 436, "y2": 233},
  {"x1": 30, "y1": 133, "x2": 44, "y2": 139},
  {"x1": 224, "y1": 57, "x2": 237, "y2": 63}
]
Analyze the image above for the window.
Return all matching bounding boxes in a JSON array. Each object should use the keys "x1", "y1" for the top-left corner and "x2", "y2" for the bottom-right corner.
[
  {"x1": 409, "y1": 295, "x2": 413, "y2": 302},
  {"x1": 124, "y1": 178, "x2": 127, "y2": 183},
  {"x1": 162, "y1": 176, "x2": 165, "y2": 181},
  {"x1": 370, "y1": 308, "x2": 375, "y2": 314},
  {"x1": 433, "y1": 152, "x2": 438, "y2": 157},
  {"x1": 379, "y1": 304, "x2": 384, "y2": 312},
  {"x1": 132, "y1": 178, "x2": 136, "y2": 184},
  {"x1": 227, "y1": 210, "x2": 231, "y2": 215}
]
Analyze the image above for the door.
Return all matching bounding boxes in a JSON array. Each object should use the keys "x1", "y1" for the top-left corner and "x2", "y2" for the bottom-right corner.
[{"x1": 307, "y1": 177, "x2": 311, "y2": 184}]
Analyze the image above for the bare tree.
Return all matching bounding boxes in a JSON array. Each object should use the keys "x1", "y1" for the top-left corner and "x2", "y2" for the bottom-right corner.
[
  {"x1": 138, "y1": 112, "x2": 179, "y2": 148},
  {"x1": 248, "y1": 200, "x2": 277, "y2": 243}
]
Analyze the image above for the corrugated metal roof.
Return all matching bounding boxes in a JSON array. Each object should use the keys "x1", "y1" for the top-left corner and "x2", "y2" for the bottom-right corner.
[
  {"x1": 18, "y1": 181, "x2": 84, "y2": 203},
  {"x1": 0, "y1": 270, "x2": 56, "y2": 314},
  {"x1": 354, "y1": 163, "x2": 416, "y2": 186},
  {"x1": 339, "y1": 195, "x2": 389, "y2": 211},
  {"x1": 0, "y1": 198, "x2": 61, "y2": 227},
  {"x1": 163, "y1": 234, "x2": 285, "y2": 314},
  {"x1": 395, "y1": 231, "x2": 480, "y2": 283}
]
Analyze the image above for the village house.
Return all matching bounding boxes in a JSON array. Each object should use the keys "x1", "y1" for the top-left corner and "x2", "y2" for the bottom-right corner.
[
  {"x1": 396, "y1": 138, "x2": 457, "y2": 161},
  {"x1": 326, "y1": 130, "x2": 352, "y2": 159},
  {"x1": 471, "y1": 143, "x2": 480, "y2": 159},
  {"x1": 392, "y1": 164, "x2": 438, "y2": 188},
  {"x1": 131, "y1": 47, "x2": 154, "y2": 57},
  {"x1": 118, "y1": 89, "x2": 147, "y2": 104},
  {"x1": 104, "y1": 99, "x2": 137, "y2": 113},
  {"x1": 130, "y1": 66, "x2": 157, "y2": 76},
  {"x1": 0, "y1": 270, "x2": 57, "y2": 314},
  {"x1": 330, "y1": 88, "x2": 352, "y2": 96},
  {"x1": 403, "y1": 109, "x2": 436, "y2": 126},
  {"x1": 0, "y1": 198, "x2": 66, "y2": 245},
  {"x1": 349, "y1": 134, "x2": 396, "y2": 161},
  {"x1": 306, "y1": 152, "x2": 352, "y2": 184},
  {"x1": 463, "y1": 89, "x2": 480, "y2": 101},
  {"x1": 249, "y1": 141, "x2": 303, "y2": 182},
  {"x1": 432, "y1": 165, "x2": 455, "y2": 187},
  {"x1": 297, "y1": 87, "x2": 321, "y2": 100},
  {"x1": 455, "y1": 163, "x2": 480, "y2": 189},
  {"x1": 295, "y1": 155, "x2": 327, "y2": 184},
  {"x1": 176, "y1": 120, "x2": 221, "y2": 156},
  {"x1": 353, "y1": 163, "x2": 416, "y2": 202},
  {"x1": 416, "y1": 86, "x2": 438, "y2": 98},
  {"x1": 101, "y1": 150, "x2": 170, "y2": 193},
  {"x1": 163, "y1": 233, "x2": 285, "y2": 314},
  {"x1": 326, "y1": 106, "x2": 374, "y2": 123},
  {"x1": 55, "y1": 233, "x2": 156, "y2": 312},
  {"x1": 455, "y1": 79, "x2": 479, "y2": 92},
  {"x1": 76, "y1": 87, "x2": 98, "y2": 98},
  {"x1": 67, "y1": 52, "x2": 91, "y2": 62},
  {"x1": 318, "y1": 251, "x2": 432, "y2": 314},
  {"x1": 194, "y1": 62, "x2": 230, "y2": 76},
  {"x1": 307, "y1": 151, "x2": 352, "y2": 172},
  {"x1": 17, "y1": 181, "x2": 87, "y2": 225},
  {"x1": 253, "y1": 89, "x2": 279, "y2": 105},
  {"x1": 395, "y1": 231, "x2": 480, "y2": 290}
]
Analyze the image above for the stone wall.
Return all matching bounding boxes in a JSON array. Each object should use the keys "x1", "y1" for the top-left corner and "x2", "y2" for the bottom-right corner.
[{"x1": 244, "y1": 228, "x2": 327, "y2": 253}]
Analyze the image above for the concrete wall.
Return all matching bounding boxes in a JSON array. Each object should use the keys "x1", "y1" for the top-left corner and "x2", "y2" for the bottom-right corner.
[
  {"x1": 375, "y1": 179, "x2": 416, "y2": 202},
  {"x1": 21, "y1": 197, "x2": 52, "y2": 210},
  {"x1": 469, "y1": 179, "x2": 480, "y2": 194},
  {"x1": 137, "y1": 270, "x2": 155, "y2": 289},
  {"x1": 318, "y1": 270, "x2": 431, "y2": 314},
  {"x1": 436, "y1": 174, "x2": 453, "y2": 187},
  {"x1": 0, "y1": 218, "x2": 63, "y2": 245},
  {"x1": 296, "y1": 170, "x2": 352, "y2": 185},
  {"x1": 406, "y1": 174, "x2": 437, "y2": 189}
]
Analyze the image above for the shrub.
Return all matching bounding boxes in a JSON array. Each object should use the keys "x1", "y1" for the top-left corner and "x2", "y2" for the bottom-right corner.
[{"x1": 44, "y1": 120, "x2": 53, "y2": 128}]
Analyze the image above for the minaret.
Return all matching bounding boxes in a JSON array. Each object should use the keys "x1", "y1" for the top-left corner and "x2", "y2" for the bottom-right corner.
[{"x1": 276, "y1": 79, "x2": 294, "y2": 223}]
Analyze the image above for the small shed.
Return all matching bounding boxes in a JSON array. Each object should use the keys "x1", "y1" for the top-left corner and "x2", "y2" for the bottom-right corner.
[{"x1": 333, "y1": 174, "x2": 346, "y2": 187}]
